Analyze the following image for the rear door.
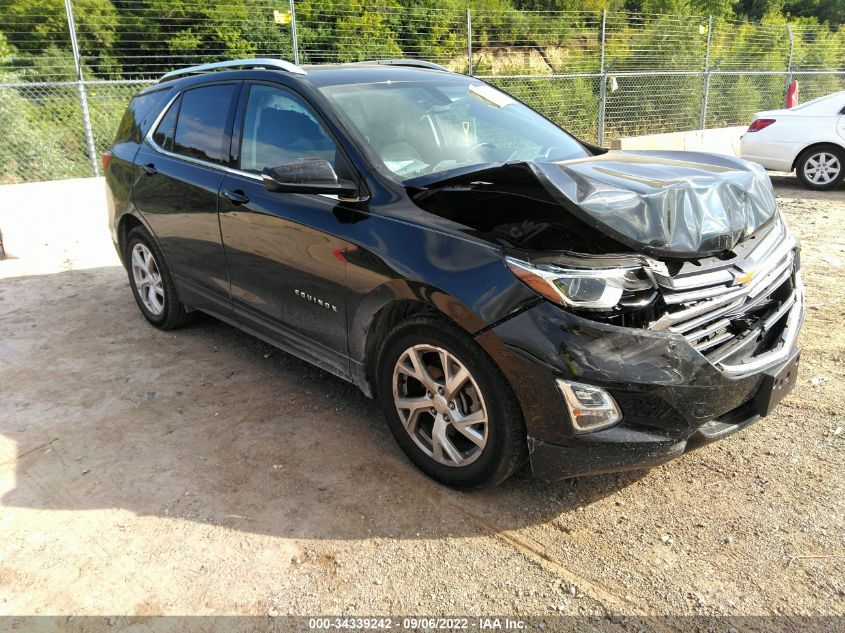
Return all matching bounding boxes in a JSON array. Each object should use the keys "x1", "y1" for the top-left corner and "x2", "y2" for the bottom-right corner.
[
  {"x1": 218, "y1": 81, "x2": 357, "y2": 378},
  {"x1": 132, "y1": 81, "x2": 241, "y2": 318},
  {"x1": 107, "y1": 86, "x2": 174, "y2": 229}
]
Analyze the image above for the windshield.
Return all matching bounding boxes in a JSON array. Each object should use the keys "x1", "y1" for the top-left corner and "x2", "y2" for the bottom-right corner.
[{"x1": 319, "y1": 78, "x2": 589, "y2": 182}]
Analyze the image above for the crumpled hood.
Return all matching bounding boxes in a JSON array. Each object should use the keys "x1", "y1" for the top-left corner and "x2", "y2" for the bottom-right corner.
[{"x1": 530, "y1": 150, "x2": 778, "y2": 257}]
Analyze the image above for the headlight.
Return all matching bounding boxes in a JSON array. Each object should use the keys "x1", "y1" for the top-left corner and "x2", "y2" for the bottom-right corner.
[{"x1": 505, "y1": 257, "x2": 654, "y2": 311}]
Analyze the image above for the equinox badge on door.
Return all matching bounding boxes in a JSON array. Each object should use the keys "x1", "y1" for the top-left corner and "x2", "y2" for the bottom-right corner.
[{"x1": 294, "y1": 289, "x2": 338, "y2": 312}]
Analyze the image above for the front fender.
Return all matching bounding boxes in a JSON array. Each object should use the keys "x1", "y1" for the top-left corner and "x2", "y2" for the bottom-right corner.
[
  {"x1": 344, "y1": 210, "x2": 537, "y2": 380},
  {"x1": 346, "y1": 278, "x2": 485, "y2": 363}
]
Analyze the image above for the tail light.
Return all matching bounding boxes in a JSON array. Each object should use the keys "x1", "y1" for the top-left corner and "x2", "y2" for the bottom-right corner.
[
  {"x1": 101, "y1": 150, "x2": 112, "y2": 172},
  {"x1": 747, "y1": 118, "x2": 775, "y2": 133}
]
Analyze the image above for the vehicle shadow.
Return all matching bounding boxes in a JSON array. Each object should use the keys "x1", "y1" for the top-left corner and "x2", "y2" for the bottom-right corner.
[
  {"x1": 771, "y1": 173, "x2": 845, "y2": 201},
  {"x1": 0, "y1": 266, "x2": 647, "y2": 541}
]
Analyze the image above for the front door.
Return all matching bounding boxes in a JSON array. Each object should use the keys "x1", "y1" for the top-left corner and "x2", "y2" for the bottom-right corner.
[{"x1": 219, "y1": 82, "x2": 356, "y2": 378}]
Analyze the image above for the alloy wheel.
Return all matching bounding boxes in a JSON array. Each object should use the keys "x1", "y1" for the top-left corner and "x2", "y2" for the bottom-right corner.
[
  {"x1": 131, "y1": 243, "x2": 165, "y2": 316},
  {"x1": 392, "y1": 344, "x2": 488, "y2": 467},
  {"x1": 803, "y1": 151, "x2": 841, "y2": 185}
]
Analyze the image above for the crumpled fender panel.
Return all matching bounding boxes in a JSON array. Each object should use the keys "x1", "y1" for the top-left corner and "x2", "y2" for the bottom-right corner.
[{"x1": 530, "y1": 150, "x2": 778, "y2": 257}]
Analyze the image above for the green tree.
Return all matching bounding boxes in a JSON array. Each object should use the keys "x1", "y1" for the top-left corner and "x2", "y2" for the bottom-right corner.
[
  {"x1": 1, "y1": 0, "x2": 117, "y2": 68},
  {"x1": 734, "y1": 0, "x2": 787, "y2": 21},
  {"x1": 0, "y1": 32, "x2": 12, "y2": 60},
  {"x1": 238, "y1": 0, "x2": 295, "y2": 61},
  {"x1": 112, "y1": 0, "x2": 255, "y2": 77},
  {"x1": 514, "y1": 0, "x2": 627, "y2": 10},
  {"x1": 786, "y1": 0, "x2": 845, "y2": 24},
  {"x1": 0, "y1": 71, "x2": 92, "y2": 182},
  {"x1": 294, "y1": 0, "x2": 403, "y2": 63}
]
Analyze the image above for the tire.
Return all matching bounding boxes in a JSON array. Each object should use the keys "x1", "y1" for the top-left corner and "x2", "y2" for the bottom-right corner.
[
  {"x1": 376, "y1": 316, "x2": 527, "y2": 489},
  {"x1": 795, "y1": 144, "x2": 845, "y2": 191},
  {"x1": 124, "y1": 226, "x2": 193, "y2": 330}
]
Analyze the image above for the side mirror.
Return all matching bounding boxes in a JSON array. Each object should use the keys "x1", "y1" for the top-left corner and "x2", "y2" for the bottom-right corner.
[{"x1": 262, "y1": 158, "x2": 358, "y2": 198}]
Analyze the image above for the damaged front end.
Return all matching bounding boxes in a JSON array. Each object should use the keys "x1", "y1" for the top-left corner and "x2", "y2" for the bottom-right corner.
[
  {"x1": 410, "y1": 150, "x2": 804, "y2": 479},
  {"x1": 504, "y1": 221, "x2": 802, "y2": 378},
  {"x1": 410, "y1": 150, "x2": 803, "y2": 379}
]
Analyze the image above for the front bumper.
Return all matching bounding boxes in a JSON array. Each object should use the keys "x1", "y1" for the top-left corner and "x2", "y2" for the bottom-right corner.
[
  {"x1": 475, "y1": 281, "x2": 804, "y2": 482},
  {"x1": 528, "y1": 396, "x2": 770, "y2": 481}
]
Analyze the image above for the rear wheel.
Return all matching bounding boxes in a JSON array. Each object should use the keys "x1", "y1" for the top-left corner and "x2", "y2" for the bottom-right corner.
[
  {"x1": 377, "y1": 316, "x2": 526, "y2": 489},
  {"x1": 796, "y1": 145, "x2": 844, "y2": 190},
  {"x1": 125, "y1": 226, "x2": 193, "y2": 330}
]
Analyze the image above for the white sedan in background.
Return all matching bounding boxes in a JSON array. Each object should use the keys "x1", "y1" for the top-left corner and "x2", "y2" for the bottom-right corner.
[{"x1": 740, "y1": 90, "x2": 845, "y2": 190}]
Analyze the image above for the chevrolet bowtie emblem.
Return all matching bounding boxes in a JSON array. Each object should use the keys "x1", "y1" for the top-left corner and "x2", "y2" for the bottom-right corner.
[{"x1": 733, "y1": 270, "x2": 755, "y2": 285}]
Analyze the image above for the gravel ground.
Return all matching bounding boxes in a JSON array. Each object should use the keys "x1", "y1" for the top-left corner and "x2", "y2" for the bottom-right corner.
[{"x1": 0, "y1": 176, "x2": 843, "y2": 624}]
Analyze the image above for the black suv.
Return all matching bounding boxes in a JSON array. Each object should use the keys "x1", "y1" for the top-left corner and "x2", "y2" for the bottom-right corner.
[{"x1": 105, "y1": 58, "x2": 804, "y2": 488}]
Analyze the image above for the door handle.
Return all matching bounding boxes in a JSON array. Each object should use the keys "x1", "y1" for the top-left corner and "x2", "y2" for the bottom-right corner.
[
  {"x1": 141, "y1": 163, "x2": 157, "y2": 176},
  {"x1": 222, "y1": 189, "x2": 250, "y2": 205}
]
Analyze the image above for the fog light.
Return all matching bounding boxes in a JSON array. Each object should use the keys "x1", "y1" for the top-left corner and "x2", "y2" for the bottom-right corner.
[{"x1": 556, "y1": 379, "x2": 621, "y2": 433}]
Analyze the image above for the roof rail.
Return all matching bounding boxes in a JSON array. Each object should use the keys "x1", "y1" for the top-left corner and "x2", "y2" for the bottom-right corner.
[
  {"x1": 159, "y1": 58, "x2": 306, "y2": 83},
  {"x1": 354, "y1": 59, "x2": 450, "y2": 72}
]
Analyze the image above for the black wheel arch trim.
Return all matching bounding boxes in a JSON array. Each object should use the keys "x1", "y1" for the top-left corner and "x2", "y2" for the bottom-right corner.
[
  {"x1": 116, "y1": 207, "x2": 158, "y2": 264},
  {"x1": 350, "y1": 280, "x2": 541, "y2": 399}
]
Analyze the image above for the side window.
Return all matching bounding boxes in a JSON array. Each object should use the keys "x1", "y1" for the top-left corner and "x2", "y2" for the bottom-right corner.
[
  {"x1": 172, "y1": 84, "x2": 238, "y2": 164},
  {"x1": 115, "y1": 88, "x2": 171, "y2": 144},
  {"x1": 151, "y1": 95, "x2": 180, "y2": 152},
  {"x1": 239, "y1": 84, "x2": 339, "y2": 174}
]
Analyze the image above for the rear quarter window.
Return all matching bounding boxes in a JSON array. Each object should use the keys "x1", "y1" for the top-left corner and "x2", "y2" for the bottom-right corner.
[
  {"x1": 152, "y1": 95, "x2": 181, "y2": 152},
  {"x1": 113, "y1": 88, "x2": 173, "y2": 144}
]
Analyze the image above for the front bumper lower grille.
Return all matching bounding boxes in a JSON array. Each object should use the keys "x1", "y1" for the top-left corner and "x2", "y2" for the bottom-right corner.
[{"x1": 650, "y1": 223, "x2": 803, "y2": 377}]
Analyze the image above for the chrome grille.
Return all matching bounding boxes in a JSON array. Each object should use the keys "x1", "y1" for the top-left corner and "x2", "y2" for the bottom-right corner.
[{"x1": 649, "y1": 223, "x2": 802, "y2": 376}]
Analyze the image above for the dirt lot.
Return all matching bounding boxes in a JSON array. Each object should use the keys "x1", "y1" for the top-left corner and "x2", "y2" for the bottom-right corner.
[{"x1": 0, "y1": 176, "x2": 843, "y2": 623}]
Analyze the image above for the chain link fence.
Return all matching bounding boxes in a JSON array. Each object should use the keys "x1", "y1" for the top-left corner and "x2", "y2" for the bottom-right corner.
[{"x1": 1, "y1": 1, "x2": 843, "y2": 184}]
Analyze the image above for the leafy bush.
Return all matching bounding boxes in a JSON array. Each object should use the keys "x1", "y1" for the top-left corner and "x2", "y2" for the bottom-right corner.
[{"x1": 0, "y1": 76, "x2": 91, "y2": 183}]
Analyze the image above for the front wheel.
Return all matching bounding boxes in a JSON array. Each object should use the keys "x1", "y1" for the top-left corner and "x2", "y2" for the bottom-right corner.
[
  {"x1": 796, "y1": 145, "x2": 844, "y2": 190},
  {"x1": 377, "y1": 316, "x2": 527, "y2": 489}
]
